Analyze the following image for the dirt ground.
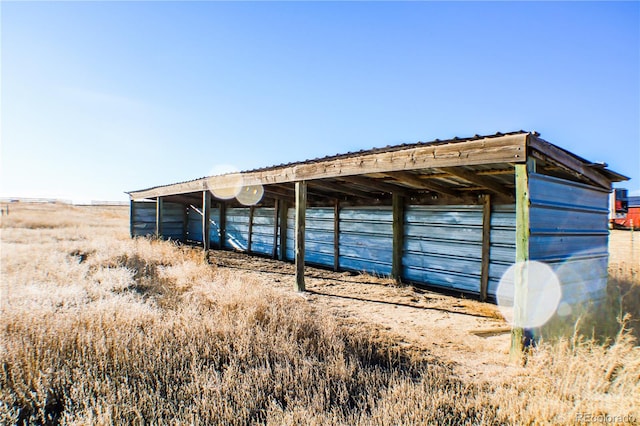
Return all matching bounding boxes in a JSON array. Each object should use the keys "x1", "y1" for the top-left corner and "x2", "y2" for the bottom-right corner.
[
  {"x1": 609, "y1": 228, "x2": 640, "y2": 267},
  {"x1": 208, "y1": 229, "x2": 639, "y2": 382},
  {"x1": 209, "y1": 250, "x2": 514, "y2": 381}
]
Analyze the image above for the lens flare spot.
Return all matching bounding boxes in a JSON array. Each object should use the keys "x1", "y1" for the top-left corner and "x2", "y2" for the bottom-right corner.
[
  {"x1": 208, "y1": 173, "x2": 243, "y2": 200},
  {"x1": 554, "y1": 251, "x2": 608, "y2": 306},
  {"x1": 496, "y1": 261, "x2": 562, "y2": 328},
  {"x1": 557, "y1": 302, "x2": 572, "y2": 317},
  {"x1": 236, "y1": 184, "x2": 264, "y2": 206}
]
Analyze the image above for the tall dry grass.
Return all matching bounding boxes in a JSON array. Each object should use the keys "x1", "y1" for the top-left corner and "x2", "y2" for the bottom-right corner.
[
  {"x1": 1, "y1": 203, "x2": 638, "y2": 425},
  {"x1": 609, "y1": 231, "x2": 640, "y2": 341},
  {"x1": 536, "y1": 230, "x2": 640, "y2": 345}
]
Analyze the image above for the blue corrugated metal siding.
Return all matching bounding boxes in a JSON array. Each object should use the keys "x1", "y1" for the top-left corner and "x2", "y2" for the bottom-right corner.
[
  {"x1": 133, "y1": 200, "x2": 518, "y2": 299},
  {"x1": 160, "y1": 202, "x2": 185, "y2": 241},
  {"x1": 209, "y1": 208, "x2": 221, "y2": 247},
  {"x1": 186, "y1": 206, "x2": 221, "y2": 247},
  {"x1": 250, "y1": 208, "x2": 275, "y2": 256},
  {"x1": 187, "y1": 206, "x2": 203, "y2": 243},
  {"x1": 225, "y1": 208, "x2": 250, "y2": 251},
  {"x1": 488, "y1": 205, "x2": 516, "y2": 298},
  {"x1": 285, "y1": 207, "x2": 391, "y2": 274},
  {"x1": 132, "y1": 201, "x2": 156, "y2": 237},
  {"x1": 285, "y1": 208, "x2": 335, "y2": 267},
  {"x1": 305, "y1": 208, "x2": 334, "y2": 267},
  {"x1": 403, "y1": 205, "x2": 483, "y2": 293},
  {"x1": 529, "y1": 173, "x2": 610, "y2": 304},
  {"x1": 339, "y1": 207, "x2": 393, "y2": 276},
  {"x1": 279, "y1": 204, "x2": 515, "y2": 291},
  {"x1": 285, "y1": 209, "x2": 295, "y2": 261}
]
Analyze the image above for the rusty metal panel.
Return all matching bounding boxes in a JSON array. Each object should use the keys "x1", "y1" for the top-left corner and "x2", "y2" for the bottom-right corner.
[
  {"x1": 131, "y1": 201, "x2": 156, "y2": 237},
  {"x1": 529, "y1": 173, "x2": 610, "y2": 304},
  {"x1": 403, "y1": 205, "x2": 483, "y2": 293},
  {"x1": 250, "y1": 207, "x2": 275, "y2": 256}
]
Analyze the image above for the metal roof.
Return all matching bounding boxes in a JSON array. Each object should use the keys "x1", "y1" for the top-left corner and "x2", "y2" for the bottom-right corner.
[{"x1": 127, "y1": 131, "x2": 628, "y2": 204}]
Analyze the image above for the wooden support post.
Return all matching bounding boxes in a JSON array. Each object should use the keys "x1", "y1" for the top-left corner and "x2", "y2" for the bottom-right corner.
[
  {"x1": 129, "y1": 200, "x2": 135, "y2": 238},
  {"x1": 219, "y1": 202, "x2": 227, "y2": 249},
  {"x1": 511, "y1": 159, "x2": 533, "y2": 363},
  {"x1": 333, "y1": 199, "x2": 340, "y2": 272},
  {"x1": 278, "y1": 200, "x2": 288, "y2": 261},
  {"x1": 202, "y1": 191, "x2": 211, "y2": 251},
  {"x1": 392, "y1": 193, "x2": 404, "y2": 282},
  {"x1": 248, "y1": 206, "x2": 255, "y2": 253},
  {"x1": 156, "y1": 197, "x2": 164, "y2": 239},
  {"x1": 480, "y1": 194, "x2": 492, "y2": 302},
  {"x1": 295, "y1": 181, "x2": 307, "y2": 292},
  {"x1": 272, "y1": 200, "x2": 280, "y2": 259},
  {"x1": 182, "y1": 204, "x2": 189, "y2": 243}
]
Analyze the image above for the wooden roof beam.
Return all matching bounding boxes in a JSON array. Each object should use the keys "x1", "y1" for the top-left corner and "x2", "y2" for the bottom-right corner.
[
  {"x1": 440, "y1": 167, "x2": 513, "y2": 197},
  {"x1": 529, "y1": 135, "x2": 611, "y2": 189},
  {"x1": 263, "y1": 188, "x2": 294, "y2": 203},
  {"x1": 308, "y1": 179, "x2": 378, "y2": 199},
  {"x1": 264, "y1": 184, "x2": 293, "y2": 196},
  {"x1": 339, "y1": 175, "x2": 408, "y2": 194},
  {"x1": 267, "y1": 183, "x2": 336, "y2": 201},
  {"x1": 382, "y1": 171, "x2": 462, "y2": 198},
  {"x1": 161, "y1": 194, "x2": 203, "y2": 206},
  {"x1": 128, "y1": 133, "x2": 528, "y2": 199}
]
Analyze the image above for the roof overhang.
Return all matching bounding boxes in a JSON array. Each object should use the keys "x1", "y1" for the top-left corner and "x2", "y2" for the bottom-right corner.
[{"x1": 127, "y1": 131, "x2": 628, "y2": 204}]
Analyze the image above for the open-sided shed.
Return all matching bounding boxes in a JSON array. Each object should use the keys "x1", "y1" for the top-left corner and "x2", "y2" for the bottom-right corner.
[{"x1": 128, "y1": 131, "x2": 627, "y2": 338}]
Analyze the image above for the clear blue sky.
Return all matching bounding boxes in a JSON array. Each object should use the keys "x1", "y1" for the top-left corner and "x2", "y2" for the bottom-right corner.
[{"x1": 2, "y1": 1, "x2": 639, "y2": 203}]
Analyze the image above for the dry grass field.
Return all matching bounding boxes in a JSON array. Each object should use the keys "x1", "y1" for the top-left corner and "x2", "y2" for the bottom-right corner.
[{"x1": 1, "y1": 203, "x2": 638, "y2": 425}]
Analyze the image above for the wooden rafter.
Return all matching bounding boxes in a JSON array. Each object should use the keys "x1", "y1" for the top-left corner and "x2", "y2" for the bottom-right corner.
[
  {"x1": 263, "y1": 187, "x2": 295, "y2": 203},
  {"x1": 339, "y1": 175, "x2": 408, "y2": 194},
  {"x1": 308, "y1": 180, "x2": 376, "y2": 199},
  {"x1": 266, "y1": 183, "x2": 335, "y2": 201},
  {"x1": 529, "y1": 136, "x2": 610, "y2": 190},
  {"x1": 382, "y1": 171, "x2": 462, "y2": 198},
  {"x1": 440, "y1": 167, "x2": 513, "y2": 197},
  {"x1": 163, "y1": 194, "x2": 203, "y2": 206}
]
